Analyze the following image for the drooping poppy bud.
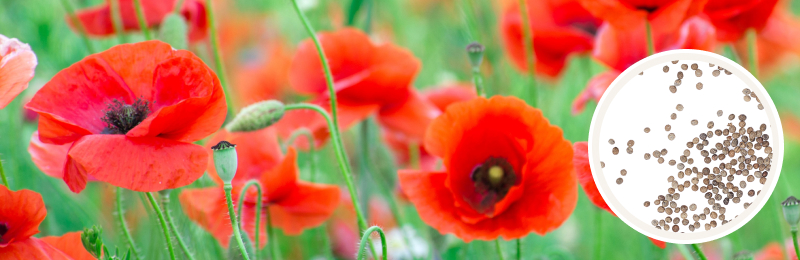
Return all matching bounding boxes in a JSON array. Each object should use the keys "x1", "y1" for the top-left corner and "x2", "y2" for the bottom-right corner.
[
  {"x1": 782, "y1": 196, "x2": 800, "y2": 230},
  {"x1": 226, "y1": 100, "x2": 285, "y2": 132},
  {"x1": 159, "y1": 13, "x2": 189, "y2": 50},
  {"x1": 211, "y1": 141, "x2": 238, "y2": 184}
]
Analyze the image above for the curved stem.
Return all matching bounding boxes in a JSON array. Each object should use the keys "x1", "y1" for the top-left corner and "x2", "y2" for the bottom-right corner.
[
  {"x1": 284, "y1": 3, "x2": 369, "y2": 235},
  {"x1": 266, "y1": 207, "x2": 279, "y2": 260},
  {"x1": 357, "y1": 226, "x2": 387, "y2": 260},
  {"x1": 0, "y1": 156, "x2": 8, "y2": 187},
  {"x1": 161, "y1": 191, "x2": 195, "y2": 260},
  {"x1": 594, "y1": 209, "x2": 602, "y2": 260},
  {"x1": 792, "y1": 230, "x2": 800, "y2": 260},
  {"x1": 517, "y1": 0, "x2": 537, "y2": 106},
  {"x1": 282, "y1": 128, "x2": 316, "y2": 182},
  {"x1": 116, "y1": 187, "x2": 141, "y2": 260},
  {"x1": 109, "y1": 0, "x2": 127, "y2": 43},
  {"x1": 224, "y1": 184, "x2": 251, "y2": 260},
  {"x1": 747, "y1": 28, "x2": 759, "y2": 78},
  {"x1": 145, "y1": 192, "x2": 176, "y2": 260},
  {"x1": 691, "y1": 244, "x2": 708, "y2": 260},
  {"x1": 236, "y1": 180, "x2": 263, "y2": 257},
  {"x1": 59, "y1": 0, "x2": 95, "y2": 53},
  {"x1": 645, "y1": 19, "x2": 655, "y2": 56},
  {"x1": 205, "y1": 0, "x2": 235, "y2": 113},
  {"x1": 132, "y1": 0, "x2": 152, "y2": 40},
  {"x1": 495, "y1": 240, "x2": 506, "y2": 260}
]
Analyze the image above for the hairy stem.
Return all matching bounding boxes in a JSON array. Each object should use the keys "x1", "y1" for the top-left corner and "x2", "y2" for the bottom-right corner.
[
  {"x1": 116, "y1": 187, "x2": 141, "y2": 260},
  {"x1": 132, "y1": 0, "x2": 152, "y2": 40},
  {"x1": 161, "y1": 191, "x2": 195, "y2": 260},
  {"x1": 145, "y1": 192, "x2": 176, "y2": 260},
  {"x1": 236, "y1": 180, "x2": 263, "y2": 258},
  {"x1": 357, "y1": 226, "x2": 387, "y2": 260},
  {"x1": 224, "y1": 184, "x2": 251, "y2": 260}
]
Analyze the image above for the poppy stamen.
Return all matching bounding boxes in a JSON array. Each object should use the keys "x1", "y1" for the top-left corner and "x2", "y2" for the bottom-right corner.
[
  {"x1": 101, "y1": 98, "x2": 150, "y2": 134},
  {"x1": 0, "y1": 223, "x2": 8, "y2": 242},
  {"x1": 470, "y1": 156, "x2": 517, "y2": 212}
]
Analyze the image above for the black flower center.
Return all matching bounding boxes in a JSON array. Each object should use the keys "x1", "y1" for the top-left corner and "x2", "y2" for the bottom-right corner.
[
  {"x1": 470, "y1": 156, "x2": 517, "y2": 209},
  {"x1": 101, "y1": 98, "x2": 150, "y2": 134},
  {"x1": 0, "y1": 223, "x2": 8, "y2": 242},
  {"x1": 637, "y1": 6, "x2": 658, "y2": 13}
]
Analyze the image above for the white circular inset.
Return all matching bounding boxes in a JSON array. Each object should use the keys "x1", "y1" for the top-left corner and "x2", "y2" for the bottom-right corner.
[{"x1": 588, "y1": 50, "x2": 784, "y2": 244}]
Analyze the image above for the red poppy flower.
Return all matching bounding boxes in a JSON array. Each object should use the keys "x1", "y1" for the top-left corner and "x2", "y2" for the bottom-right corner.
[
  {"x1": 0, "y1": 35, "x2": 37, "y2": 109},
  {"x1": 571, "y1": 70, "x2": 620, "y2": 115},
  {"x1": 0, "y1": 185, "x2": 93, "y2": 259},
  {"x1": 180, "y1": 129, "x2": 340, "y2": 247},
  {"x1": 229, "y1": 41, "x2": 292, "y2": 109},
  {"x1": 500, "y1": 0, "x2": 601, "y2": 78},
  {"x1": 70, "y1": 0, "x2": 208, "y2": 42},
  {"x1": 572, "y1": 142, "x2": 666, "y2": 249},
  {"x1": 733, "y1": 7, "x2": 800, "y2": 77},
  {"x1": 578, "y1": 0, "x2": 707, "y2": 32},
  {"x1": 275, "y1": 28, "x2": 421, "y2": 148},
  {"x1": 703, "y1": 0, "x2": 779, "y2": 42},
  {"x1": 398, "y1": 96, "x2": 576, "y2": 241},
  {"x1": 25, "y1": 40, "x2": 227, "y2": 193}
]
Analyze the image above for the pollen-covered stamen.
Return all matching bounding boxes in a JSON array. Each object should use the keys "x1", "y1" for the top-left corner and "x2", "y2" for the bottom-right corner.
[
  {"x1": 101, "y1": 98, "x2": 150, "y2": 134},
  {"x1": 470, "y1": 156, "x2": 517, "y2": 212}
]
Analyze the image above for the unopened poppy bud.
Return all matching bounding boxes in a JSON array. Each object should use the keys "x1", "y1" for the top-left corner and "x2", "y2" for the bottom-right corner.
[
  {"x1": 782, "y1": 196, "x2": 800, "y2": 230},
  {"x1": 212, "y1": 141, "x2": 238, "y2": 184},
  {"x1": 159, "y1": 13, "x2": 188, "y2": 50},
  {"x1": 81, "y1": 225, "x2": 104, "y2": 258},
  {"x1": 732, "y1": 250, "x2": 753, "y2": 260},
  {"x1": 226, "y1": 100, "x2": 285, "y2": 132},
  {"x1": 466, "y1": 42, "x2": 485, "y2": 69}
]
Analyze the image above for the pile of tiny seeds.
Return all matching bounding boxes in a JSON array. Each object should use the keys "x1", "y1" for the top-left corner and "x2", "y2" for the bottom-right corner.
[{"x1": 604, "y1": 61, "x2": 773, "y2": 234}]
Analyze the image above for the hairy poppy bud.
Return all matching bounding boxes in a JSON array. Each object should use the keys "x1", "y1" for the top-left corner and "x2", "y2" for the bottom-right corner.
[
  {"x1": 782, "y1": 196, "x2": 800, "y2": 230},
  {"x1": 226, "y1": 100, "x2": 285, "y2": 132},
  {"x1": 159, "y1": 14, "x2": 189, "y2": 50},
  {"x1": 466, "y1": 42, "x2": 485, "y2": 69},
  {"x1": 212, "y1": 141, "x2": 238, "y2": 184},
  {"x1": 81, "y1": 225, "x2": 104, "y2": 258}
]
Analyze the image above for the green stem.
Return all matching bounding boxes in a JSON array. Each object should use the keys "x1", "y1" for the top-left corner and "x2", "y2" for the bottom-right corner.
[
  {"x1": 346, "y1": 0, "x2": 365, "y2": 26},
  {"x1": 145, "y1": 192, "x2": 176, "y2": 260},
  {"x1": 516, "y1": 239, "x2": 521, "y2": 260},
  {"x1": 594, "y1": 209, "x2": 602, "y2": 260},
  {"x1": 224, "y1": 184, "x2": 251, "y2": 260},
  {"x1": 109, "y1": 0, "x2": 127, "y2": 43},
  {"x1": 132, "y1": 0, "x2": 152, "y2": 40},
  {"x1": 691, "y1": 244, "x2": 708, "y2": 260},
  {"x1": 236, "y1": 180, "x2": 263, "y2": 258},
  {"x1": 0, "y1": 156, "x2": 8, "y2": 187},
  {"x1": 161, "y1": 191, "x2": 196, "y2": 260},
  {"x1": 676, "y1": 244, "x2": 693, "y2": 260},
  {"x1": 517, "y1": 0, "x2": 537, "y2": 106},
  {"x1": 357, "y1": 226, "x2": 387, "y2": 260},
  {"x1": 266, "y1": 207, "x2": 280, "y2": 260},
  {"x1": 59, "y1": 0, "x2": 95, "y2": 53},
  {"x1": 281, "y1": 128, "x2": 316, "y2": 182},
  {"x1": 205, "y1": 0, "x2": 235, "y2": 114},
  {"x1": 645, "y1": 19, "x2": 655, "y2": 56},
  {"x1": 471, "y1": 66, "x2": 486, "y2": 97},
  {"x1": 116, "y1": 187, "x2": 141, "y2": 260},
  {"x1": 495, "y1": 240, "x2": 506, "y2": 260},
  {"x1": 288, "y1": 0, "x2": 370, "y2": 235},
  {"x1": 792, "y1": 230, "x2": 800, "y2": 260},
  {"x1": 747, "y1": 28, "x2": 759, "y2": 78}
]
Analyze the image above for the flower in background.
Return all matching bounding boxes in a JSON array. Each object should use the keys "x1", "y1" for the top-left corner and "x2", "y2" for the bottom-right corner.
[
  {"x1": 382, "y1": 83, "x2": 477, "y2": 170},
  {"x1": 70, "y1": 0, "x2": 208, "y2": 42},
  {"x1": 180, "y1": 128, "x2": 340, "y2": 248},
  {"x1": 0, "y1": 35, "x2": 37, "y2": 109},
  {"x1": 703, "y1": 0, "x2": 779, "y2": 42},
  {"x1": 274, "y1": 28, "x2": 421, "y2": 148},
  {"x1": 572, "y1": 17, "x2": 717, "y2": 114},
  {"x1": 500, "y1": 0, "x2": 601, "y2": 78},
  {"x1": 26, "y1": 40, "x2": 227, "y2": 193},
  {"x1": 733, "y1": 5, "x2": 800, "y2": 77},
  {"x1": 227, "y1": 34, "x2": 293, "y2": 110},
  {"x1": 573, "y1": 142, "x2": 666, "y2": 248},
  {"x1": 0, "y1": 185, "x2": 94, "y2": 259},
  {"x1": 398, "y1": 96, "x2": 576, "y2": 241},
  {"x1": 578, "y1": 0, "x2": 707, "y2": 32}
]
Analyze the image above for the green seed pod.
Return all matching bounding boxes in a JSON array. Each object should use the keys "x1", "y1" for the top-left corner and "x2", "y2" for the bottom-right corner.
[
  {"x1": 466, "y1": 42, "x2": 485, "y2": 69},
  {"x1": 782, "y1": 196, "x2": 800, "y2": 230},
  {"x1": 158, "y1": 13, "x2": 189, "y2": 50},
  {"x1": 226, "y1": 100, "x2": 285, "y2": 132},
  {"x1": 212, "y1": 141, "x2": 238, "y2": 184}
]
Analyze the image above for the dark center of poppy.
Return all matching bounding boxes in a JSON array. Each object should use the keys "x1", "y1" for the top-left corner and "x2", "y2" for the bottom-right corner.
[
  {"x1": 0, "y1": 223, "x2": 8, "y2": 242},
  {"x1": 636, "y1": 6, "x2": 658, "y2": 13},
  {"x1": 571, "y1": 22, "x2": 599, "y2": 36},
  {"x1": 101, "y1": 98, "x2": 150, "y2": 134},
  {"x1": 471, "y1": 156, "x2": 517, "y2": 204}
]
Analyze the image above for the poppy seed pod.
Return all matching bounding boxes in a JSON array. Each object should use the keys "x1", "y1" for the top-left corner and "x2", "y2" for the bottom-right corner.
[
  {"x1": 211, "y1": 141, "x2": 238, "y2": 184},
  {"x1": 782, "y1": 196, "x2": 800, "y2": 230},
  {"x1": 80, "y1": 225, "x2": 104, "y2": 258},
  {"x1": 466, "y1": 42, "x2": 485, "y2": 69},
  {"x1": 226, "y1": 100, "x2": 285, "y2": 132}
]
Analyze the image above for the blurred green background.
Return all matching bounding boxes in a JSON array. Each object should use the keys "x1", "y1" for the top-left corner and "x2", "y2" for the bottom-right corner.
[{"x1": 2, "y1": 0, "x2": 800, "y2": 259}]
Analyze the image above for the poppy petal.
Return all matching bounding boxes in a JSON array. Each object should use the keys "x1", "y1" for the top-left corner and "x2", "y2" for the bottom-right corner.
[
  {"x1": 0, "y1": 238, "x2": 72, "y2": 260},
  {"x1": 0, "y1": 35, "x2": 37, "y2": 109},
  {"x1": 578, "y1": 0, "x2": 646, "y2": 30},
  {"x1": 28, "y1": 132, "x2": 71, "y2": 179},
  {"x1": 180, "y1": 0, "x2": 209, "y2": 42},
  {"x1": 205, "y1": 129, "x2": 283, "y2": 186},
  {"x1": 64, "y1": 135, "x2": 208, "y2": 192},
  {"x1": 572, "y1": 142, "x2": 614, "y2": 215},
  {"x1": 378, "y1": 90, "x2": 441, "y2": 143},
  {"x1": 179, "y1": 187, "x2": 233, "y2": 247},
  {"x1": 40, "y1": 232, "x2": 95, "y2": 260},
  {"x1": 267, "y1": 181, "x2": 340, "y2": 235},
  {"x1": 705, "y1": 0, "x2": 779, "y2": 42},
  {"x1": 421, "y1": 84, "x2": 477, "y2": 111},
  {"x1": 258, "y1": 148, "x2": 299, "y2": 202},
  {"x1": 290, "y1": 28, "x2": 374, "y2": 96},
  {"x1": 572, "y1": 70, "x2": 619, "y2": 115},
  {"x1": 0, "y1": 186, "x2": 46, "y2": 247},
  {"x1": 649, "y1": 237, "x2": 666, "y2": 249}
]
